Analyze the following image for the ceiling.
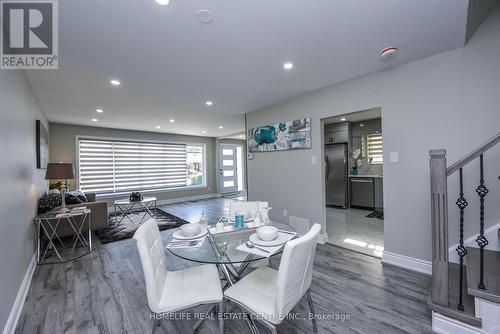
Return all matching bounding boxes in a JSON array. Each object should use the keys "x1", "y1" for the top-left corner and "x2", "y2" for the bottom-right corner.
[
  {"x1": 324, "y1": 108, "x2": 382, "y2": 125},
  {"x1": 25, "y1": 0, "x2": 472, "y2": 137}
]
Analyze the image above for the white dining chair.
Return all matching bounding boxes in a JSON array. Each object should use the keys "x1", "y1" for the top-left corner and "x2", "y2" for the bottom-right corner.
[
  {"x1": 133, "y1": 219, "x2": 224, "y2": 334},
  {"x1": 224, "y1": 223, "x2": 321, "y2": 334}
]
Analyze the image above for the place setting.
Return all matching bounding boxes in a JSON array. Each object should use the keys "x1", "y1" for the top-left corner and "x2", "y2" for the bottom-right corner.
[
  {"x1": 236, "y1": 225, "x2": 297, "y2": 257},
  {"x1": 166, "y1": 222, "x2": 208, "y2": 249}
]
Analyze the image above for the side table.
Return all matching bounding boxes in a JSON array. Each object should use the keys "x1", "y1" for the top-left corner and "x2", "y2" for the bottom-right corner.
[{"x1": 34, "y1": 209, "x2": 92, "y2": 264}]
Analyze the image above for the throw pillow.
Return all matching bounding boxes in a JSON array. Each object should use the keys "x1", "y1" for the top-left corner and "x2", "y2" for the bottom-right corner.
[
  {"x1": 38, "y1": 193, "x2": 62, "y2": 214},
  {"x1": 69, "y1": 190, "x2": 88, "y2": 203},
  {"x1": 65, "y1": 194, "x2": 83, "y2": 205}
]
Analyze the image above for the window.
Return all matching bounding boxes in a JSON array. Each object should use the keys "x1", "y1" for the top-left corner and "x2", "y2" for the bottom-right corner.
[
  {"x1": 77, "y1": 138, "x2": 205, "y2": 194},
  {"x1": 366, "y1": 133, "x2": 383, "y2": 164}
]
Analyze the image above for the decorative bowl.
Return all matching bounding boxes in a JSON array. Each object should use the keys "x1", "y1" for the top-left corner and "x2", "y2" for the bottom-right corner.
[
  {"x1": 180, "y1": 223, "x2": 201, "y2": 237},
  {"x1": 256, "y1": 226, "x2": 278, "y2": 241}
]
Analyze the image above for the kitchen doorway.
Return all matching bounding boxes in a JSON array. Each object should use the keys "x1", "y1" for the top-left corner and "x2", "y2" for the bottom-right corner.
[{"x1": 322, "y1": 108, "x2": 384, "y2": 257}]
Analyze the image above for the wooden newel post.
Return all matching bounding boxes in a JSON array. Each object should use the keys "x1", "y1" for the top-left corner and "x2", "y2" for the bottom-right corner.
[{"x1": 429, "y1": 149, "x2": 449, "y2": 307}]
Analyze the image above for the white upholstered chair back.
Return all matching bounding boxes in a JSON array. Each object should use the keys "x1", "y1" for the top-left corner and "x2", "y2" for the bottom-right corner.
[
  {"x1": 228, "y1": 201, "x2": 268, "y2": 219},
  {"x1": 275, "y1": 223, "x2": 321, "y2": 316},
  {"x1": 133, "y1": 219, "x2": 168, "y2": 311}
]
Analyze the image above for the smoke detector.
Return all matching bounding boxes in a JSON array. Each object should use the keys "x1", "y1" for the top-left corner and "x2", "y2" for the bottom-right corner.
[{"x1": 380, "y1": 46, "x2": 398, "y2": 59}]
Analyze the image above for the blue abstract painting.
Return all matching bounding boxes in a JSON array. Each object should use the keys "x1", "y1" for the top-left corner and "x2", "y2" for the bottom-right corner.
[{"x1": 248, "y1": 118, "x2": 311, "y2": 152}]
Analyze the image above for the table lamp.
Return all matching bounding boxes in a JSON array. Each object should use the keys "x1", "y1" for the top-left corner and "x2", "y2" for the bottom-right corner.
[{"x1": 45, "y1": 162, "x2": 75, "y2": 213}]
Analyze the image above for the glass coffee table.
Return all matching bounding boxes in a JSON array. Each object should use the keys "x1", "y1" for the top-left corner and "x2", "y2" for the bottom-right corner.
[{"x1": 113, "y1": 196, "x2": 157, "y2": 225}]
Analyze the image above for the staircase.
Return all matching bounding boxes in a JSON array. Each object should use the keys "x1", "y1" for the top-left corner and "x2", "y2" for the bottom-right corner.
[{"x1": 428, "y1": 132, "x2": 500, "y2": 334}]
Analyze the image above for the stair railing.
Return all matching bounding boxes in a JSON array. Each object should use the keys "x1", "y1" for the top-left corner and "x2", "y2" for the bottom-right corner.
[{"x1": 429, "y1": 132, "x2": 500, "y2": 310}]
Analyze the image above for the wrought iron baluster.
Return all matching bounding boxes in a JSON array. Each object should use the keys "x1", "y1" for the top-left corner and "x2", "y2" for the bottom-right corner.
[
  {"x1": 456, "y1": 168, "x2": 467, "y2": 311},
  {"x1": 475, "y1": 154, "x2": 489, "y2": 290}
]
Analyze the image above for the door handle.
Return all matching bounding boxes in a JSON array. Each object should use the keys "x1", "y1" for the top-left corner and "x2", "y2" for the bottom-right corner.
[
  {"x1": 325, "y1": 158, "x2": 329, "y2": 179},
  {"x1": 350, "y1": 179, "x2": 373, "y2": 183}
]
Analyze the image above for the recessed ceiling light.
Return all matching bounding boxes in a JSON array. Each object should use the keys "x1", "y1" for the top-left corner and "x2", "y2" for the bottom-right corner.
[
  {"x1": 340, "y1": 117, "x2": 346, "y2": 121},
  {"x1": 218, "y1": 126, "x2": 223, "y2": 129},
  {"x1": 205, "y1": 100, "x2": 213, "y2": 106},
  {"x1": 169, "y1": 119, "x2": 175, "y2": 123},
  {"x1": 196, "y1": 9, "x2": 215, "y2": 24},
  {"x1": 360, "y1": 123, "x2": 364, "y2": 127},
  {"x1": 155, "y1": 0, "x2": 170, "y2": 5},
  {"x1": 283, "y1": 62, "x2": 294, "y2": 70},
  {"x1": 156, "y1": 125, "x2": 161, "y2": 129},
  {"x1": 91, "y1": 118, "x2": 98, "y2": 122},
  {"x1": 110, "y1": 79, "x2": 121, "y2": 86},
  {"x1": 96, "y1": 108, "x2": 103, "y2": 113},
  {"x1": 202, "y1": 130, "x2": 206, "y2": 134}
]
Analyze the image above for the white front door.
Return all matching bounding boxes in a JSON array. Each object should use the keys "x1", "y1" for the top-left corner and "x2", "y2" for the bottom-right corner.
[{"x1": 219, "y1": 145, "x2": 238, "y2": 193}]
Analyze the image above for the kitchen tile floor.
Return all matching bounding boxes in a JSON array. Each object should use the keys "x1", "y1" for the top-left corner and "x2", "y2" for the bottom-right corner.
[{"x1": 326, "y1": 207, "x2": 384, "y2": 257}]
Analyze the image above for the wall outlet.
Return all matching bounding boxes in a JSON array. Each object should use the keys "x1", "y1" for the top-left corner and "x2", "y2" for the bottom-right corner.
[
  {"x1": 283, "y1": 209, "x2": 288, "y2": 217},
  {"x1": 390, "y1": 152, "x2": 399, "y2": 163}
]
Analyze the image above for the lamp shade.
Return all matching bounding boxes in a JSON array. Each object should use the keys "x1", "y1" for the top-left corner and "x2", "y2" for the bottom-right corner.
[{"x1": 45, "y1": 163, "x2": 74, "y2": 180}]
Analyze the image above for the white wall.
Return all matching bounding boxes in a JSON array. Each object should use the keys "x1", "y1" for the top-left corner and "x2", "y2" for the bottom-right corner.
[
  {"x1": 0, "y1": 71, "x2": 48, "y2": 330},
  {"x1": 246, "y1": 3, "x2": 500, "y2": 262}
]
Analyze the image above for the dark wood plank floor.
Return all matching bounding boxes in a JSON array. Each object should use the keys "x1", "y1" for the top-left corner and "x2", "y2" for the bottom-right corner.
[{"x1": 16, "y1": 198, "x2": 433, "y2": 334}]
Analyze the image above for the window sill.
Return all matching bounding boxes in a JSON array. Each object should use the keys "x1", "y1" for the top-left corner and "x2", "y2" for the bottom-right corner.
[{"x1": 95, "y1": 185, "x2": 208, "y2": 200}]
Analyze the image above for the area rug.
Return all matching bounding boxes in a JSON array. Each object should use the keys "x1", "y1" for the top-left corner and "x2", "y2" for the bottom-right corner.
[
  {"x1": 95, "y1": 208, "x2": 188, "y2": 244},
  {"x1": 366, "y1": 210, "x2": 384, "y2": 220}
]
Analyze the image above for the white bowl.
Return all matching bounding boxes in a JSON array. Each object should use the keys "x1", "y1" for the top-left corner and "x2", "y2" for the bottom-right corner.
[
  {"x1": 256, "y1": 226, "x2": 278, "y2": 241},
  {"x1": 180, "y1": 223, "x2": 201, "y2": 237}
]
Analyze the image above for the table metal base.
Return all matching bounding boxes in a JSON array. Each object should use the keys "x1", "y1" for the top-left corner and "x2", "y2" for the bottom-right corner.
[
  {"x1": 114, "y1": 200, "x2": 157, "y2": 225},
  {"x1": 36, "y1": 211, "x2": 92, "y2": 265}
]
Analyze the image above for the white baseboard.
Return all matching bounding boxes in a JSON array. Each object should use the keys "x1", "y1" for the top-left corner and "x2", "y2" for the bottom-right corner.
[
  {"x1": 432, "y1": 312, "x2": 485, "y2": 334},
  {"x1": 318, "y1": 232, "x2": 328, "y2": 245},
  {"x1": 381, "y1": 251, "x2": 432, "y2": 275},
  {"x1": 2, "y1": 254, "x2": 36, "y2": 334},
  {"x1": 107, "y1": 193, "x2": 221, "y2": 212}
]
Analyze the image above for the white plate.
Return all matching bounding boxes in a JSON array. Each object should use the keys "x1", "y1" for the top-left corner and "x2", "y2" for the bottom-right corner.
[
  {"x1": 249, "y1": 232, "x2": 292, "y2": 247},
  {"x1": 173, "y1": 228, "x2": 208, "y2": 240}
]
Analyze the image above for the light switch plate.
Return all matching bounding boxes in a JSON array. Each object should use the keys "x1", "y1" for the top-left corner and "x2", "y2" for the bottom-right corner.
[
  {"x1": 390, "y1": 152, "x2": 399, "y2": 163},
  {"x1": 311, "y1": 156, "x2": 317, "y2": 165},
  {"x1": 247, "y1": 153, "x2": 254, "y2": 160}
]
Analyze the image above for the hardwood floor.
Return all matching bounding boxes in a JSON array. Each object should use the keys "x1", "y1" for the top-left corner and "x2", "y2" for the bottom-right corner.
[{"x1": 16, "y1": 198, "x2": 433, "y2": 334}]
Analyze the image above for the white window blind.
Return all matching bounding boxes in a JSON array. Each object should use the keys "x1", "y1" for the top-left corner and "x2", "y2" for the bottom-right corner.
[
  {"x1": 366, "y1": 133, "x2": 383, "y2": 164},
  {"x1": 78, "y1": 139, "x2": 188, "y2": 194}
]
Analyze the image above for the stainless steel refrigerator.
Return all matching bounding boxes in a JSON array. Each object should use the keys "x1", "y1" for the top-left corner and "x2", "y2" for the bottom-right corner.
[{"x1": 325, "y1": 143, "x2": 348, "y2": 208}]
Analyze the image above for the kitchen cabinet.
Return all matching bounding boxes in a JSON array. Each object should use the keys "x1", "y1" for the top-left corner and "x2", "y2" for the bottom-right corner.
[
  {"x1": 325, "y1": 123, "x2": 349, "y2": 144},
  {"x1": 350, "y1": 177, "x2": 374, "y2": 209}
]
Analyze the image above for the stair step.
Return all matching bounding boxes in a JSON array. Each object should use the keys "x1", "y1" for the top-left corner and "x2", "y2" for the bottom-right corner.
[
  {"x1": 466, "y1": 246, "x2": 500, "y2": 304},
  {"x1": 429, "y1": 263, "x2": 482, "y2": 327}
]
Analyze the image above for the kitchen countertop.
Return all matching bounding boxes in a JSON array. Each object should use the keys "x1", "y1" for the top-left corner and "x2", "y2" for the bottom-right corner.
[{"x1": 349, "y1": 175, "x2": 383, "y2": 178}]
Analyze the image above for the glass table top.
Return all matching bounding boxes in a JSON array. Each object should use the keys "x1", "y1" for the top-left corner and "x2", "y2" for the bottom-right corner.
[
  {"x1": 166, "y1": 222, "x2": 296, "y2": 265},
  {"x1": 36, "y1": 209, "x2": 91, "y2": 220}
]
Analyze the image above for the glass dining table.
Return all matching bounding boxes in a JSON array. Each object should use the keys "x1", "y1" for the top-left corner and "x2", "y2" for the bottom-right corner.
[
  {"x1": 166, "y1": 221, "x2": 297, "y2": 334},
  {"x1": 166, "y1": 221, "x2": 297, "y2": 286}
]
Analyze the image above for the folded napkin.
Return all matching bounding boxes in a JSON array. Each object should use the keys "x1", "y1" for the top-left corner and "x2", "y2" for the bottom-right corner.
[
  {"x1": 166, "y1": 236, "x2": 206, "y2": 249},
  {"x1": 235, "y1": 232, "x2": 297, "y2": 257}
]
